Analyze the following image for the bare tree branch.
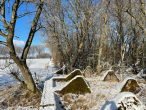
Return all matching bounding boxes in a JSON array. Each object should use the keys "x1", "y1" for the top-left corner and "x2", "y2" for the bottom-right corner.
[
  {"x1": 0, "y1": 29, "x2": 8, "y2": 37},
  {"x1": 1, "y1": 0, "x2": 9, "y2": 28},
  {"x1": 0, "y1": 60, "x2": 26, "y2": 86},
  {"x1": 140, "y1": 0, "x2": 145, "y2": 15},
  {"x1": 21, "y1": 1, "x2": 44, "y2": 60},
  {"x1": 8, "y1": 0, "x2": 20, "y2": 39},
  {"x1": 0, "y1": 61, "x2": 15, "y2": 70},
  {"x1": 0, "y1": 40, "x2": 7, "y2": 46},
  {"x1": 125, "y1": 9, "x2": 146, "y2": 34},
  {"x1": 17, "y1": 11, "x2": 36, "y2": 18}
]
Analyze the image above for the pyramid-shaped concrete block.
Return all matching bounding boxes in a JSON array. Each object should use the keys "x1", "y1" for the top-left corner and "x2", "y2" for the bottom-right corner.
[
  {"x1": 65, "y1": 69, "x2": 82, "y2": 81},
  {"x1": 83, "y1": 66, "x2": 94, "y2": 78},
  {"x1": 102, "y1": 70, "x2": 119, "y2": 82},
  {"x1": 60, "y1": 76, "x2": 91, "y2": 94},
  {"x1": 121, "y1": 78, "x2": 141, "y2": 94},
  {"x1": 53, "y1": 69, "x2": 83, "y2": 82},
  {"x1": 100, "y1": 92, "x2": 143, "y2": 110}
]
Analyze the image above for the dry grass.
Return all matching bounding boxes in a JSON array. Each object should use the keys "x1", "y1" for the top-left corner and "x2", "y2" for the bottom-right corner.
[
  {"x1": 61, "y1": 93, "x2": 97, "y2": 110},
  {"x1": 60, "y1": 77, "x2": 120, "y2": 110},
  {"x1": 0, "y1": 84, "x2": 41, "y2": 109}
]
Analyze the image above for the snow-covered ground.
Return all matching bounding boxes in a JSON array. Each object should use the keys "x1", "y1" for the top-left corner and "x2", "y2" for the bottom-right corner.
[
  {"x1": 0, "y1": 59, "x2": 145, "y2": 110},
  {"x1": 59, "y1": 76, "x2": 146, "y2": 110},
  {"x1": 0, "y1": 59, "x2": 56, "y2": 89}
]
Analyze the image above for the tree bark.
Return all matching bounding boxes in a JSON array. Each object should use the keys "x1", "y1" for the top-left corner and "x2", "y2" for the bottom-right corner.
[
  {"x1": 7, "y1": 40, "x2": 37, "y2": 92},
  {"x1": 96, "y1": 0, "x2": 110, "y2": 75},
  {"x1": 96, "y1": 47, "x2": 102, "y2": 75},
  {"x1": 17, "y1": 61, "x2": 36, "y2": 92}
]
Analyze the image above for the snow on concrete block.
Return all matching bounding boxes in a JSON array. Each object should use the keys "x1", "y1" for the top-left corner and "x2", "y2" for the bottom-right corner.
[
  {"x1": 126, "y1": 67, "x2": 134, "y2": 73},
  {"x1": 40, "y1": 106, "x2": 55, "y2": 110},
  {"x1": 59, "y1": 76, "x2": 91, "y2": 94},
  {"x1": 120, "y1": 78, "x2": 141, "y2": 94},
  {"x1": 83, "y1": 66, "x2": 94, "y2": 78},
  {"x1": 65, "y1": 69, "x2": 83, "y2": 81},
  {"x1": 102, "y1": 70, "x2": 119, "y2": 82},
  {"x1": 111, "y1": 66, "x2": 118, "y2": 72},
  {"x1": 53, "y1": 69, "x2": 83, "y2": 82},
  {"x1": 137, "y1": 69, "x2": 146, "y2": 80},
  {"x1": 100, "y1": 92, "x2": 143, "y2": 110},
  {"x1": 55, "y1": 69, "x2": 63, "y2": 75},
  {"x1": 40, "y1": 78, "x2": 55, "y2": 110},
  {"x1": 54, "y1": 65, "x2": 68, "y2": 75}
]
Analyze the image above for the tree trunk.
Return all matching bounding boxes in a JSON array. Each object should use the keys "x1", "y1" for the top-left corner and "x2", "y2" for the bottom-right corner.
[
  {"x1": 114, "y1": 49, "x2": 116, "y2": 65},
  {"x1": 142, "y1": 38, "x2": 144, "y2": 70},
  {"x1": 18, "y1": 61, "x2": 36, "y2": 92},
  {"x1": 10, "y1": 52, "x2": 37, "y2": 92},
  {"x1": 96, "y1": 47, "x2": 102, "y2": 75}
]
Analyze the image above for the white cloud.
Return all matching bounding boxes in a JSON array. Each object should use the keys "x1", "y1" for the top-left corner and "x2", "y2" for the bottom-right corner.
[{"x1": 13, "y1": 40, "x2": 25, "y2": 46}]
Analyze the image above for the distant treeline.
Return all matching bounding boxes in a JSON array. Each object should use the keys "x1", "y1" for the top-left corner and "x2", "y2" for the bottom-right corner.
[{"x1": 0, "y1": 45, "x2": 52, "y2": 59}]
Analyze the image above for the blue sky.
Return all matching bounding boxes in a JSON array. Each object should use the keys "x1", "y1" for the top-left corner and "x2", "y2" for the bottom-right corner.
[{"x1": 0, "y1": 0, "x2": 43, "y2": 46}]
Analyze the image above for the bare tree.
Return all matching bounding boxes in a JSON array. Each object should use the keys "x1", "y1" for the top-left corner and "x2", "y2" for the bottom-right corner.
[
  {"x1": 96, "y1": 0, "x2": 110, "y2": 75},
  {"x1": 42, "y1": 0, "x2": 145, "y2": 74},
  {"x1": 43, "y1": 0, "x2": 99, "y2": 69},
  {"x1": 125, "y1": 0, "x2": 146, "y2": 35},
  {"x1": 0, "y1": 0, "x2": 44, "y2": 92}
]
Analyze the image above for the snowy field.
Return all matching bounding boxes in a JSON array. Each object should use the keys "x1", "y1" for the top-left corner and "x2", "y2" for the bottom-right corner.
[{"x1": 0, "y1": 59, "x2": 56, "y2": 89}]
